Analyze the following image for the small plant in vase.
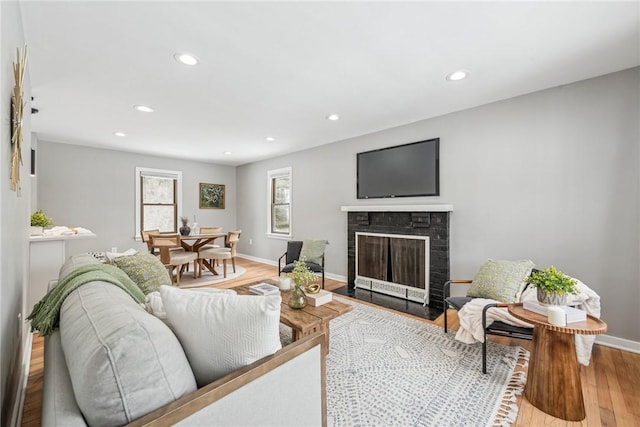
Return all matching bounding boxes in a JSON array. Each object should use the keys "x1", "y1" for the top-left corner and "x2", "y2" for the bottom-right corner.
[
  {"x1": 288, "y1": 258, "x2": 319, "y2": 309},
  {"x1": 30, "y1": 209, "x2": 54, "y2": 235},
  {"x1": 527, "y1": 266, "x2": 578, "y2": 306}
]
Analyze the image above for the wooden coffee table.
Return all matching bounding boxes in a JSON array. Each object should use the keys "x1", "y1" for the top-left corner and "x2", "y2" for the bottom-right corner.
[
  {"x1": 233, "y1": 279, "x2": 352, "y2": 354},
  {"x1": 508, "y1": 303, "x2": 607, "y2": 421}
]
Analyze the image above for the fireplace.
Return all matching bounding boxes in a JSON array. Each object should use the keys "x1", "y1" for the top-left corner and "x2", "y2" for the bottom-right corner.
[
  {"x1": 342, "y1": 205, "x2": 452, "y2": 312},
  {"x1": 355, "y1": 232, "x2": 429, "y2": 303}
]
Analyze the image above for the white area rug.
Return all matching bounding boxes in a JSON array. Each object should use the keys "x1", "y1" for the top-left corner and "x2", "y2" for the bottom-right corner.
[
  {"x1": 283, "y1": 297, "x2": 529, "y2": 427},
  {"x1": 174, "y1": 266, "x2": 246, "y2": 289}
]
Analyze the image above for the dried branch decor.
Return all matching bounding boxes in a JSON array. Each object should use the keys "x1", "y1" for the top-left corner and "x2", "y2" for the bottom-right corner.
[{"x1": 11, "y1": 46, "x2": 27, "y2": 194}]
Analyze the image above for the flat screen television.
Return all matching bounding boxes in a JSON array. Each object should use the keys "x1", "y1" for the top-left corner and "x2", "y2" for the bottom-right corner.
[{"x1": 357, "y1": 138, "x2": 439, "y2": 199}]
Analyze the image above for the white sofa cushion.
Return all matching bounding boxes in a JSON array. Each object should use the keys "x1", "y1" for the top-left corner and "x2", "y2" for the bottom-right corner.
[
  {"x1": 60, "y1": 282, "x2": 197, "y2": 426},
  {"x1": 160, "y1": 285, "x2": 282, "y2": 387}
]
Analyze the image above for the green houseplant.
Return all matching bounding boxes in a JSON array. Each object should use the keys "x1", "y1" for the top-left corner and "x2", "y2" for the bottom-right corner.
[
  {"x1": 30, "y1": 209, "x2": 54, "y2": 235},
  {"x1": 527, "y1": 266, "x2": 578, "y2": 306},
  {"x1": 288, "y1": 258, "x2": 318, "y2": 309}
]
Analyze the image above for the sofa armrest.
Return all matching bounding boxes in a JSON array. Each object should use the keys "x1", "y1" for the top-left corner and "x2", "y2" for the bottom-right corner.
[{"x1": 127, "y1": 332, "x2": 327, "y2": 427}]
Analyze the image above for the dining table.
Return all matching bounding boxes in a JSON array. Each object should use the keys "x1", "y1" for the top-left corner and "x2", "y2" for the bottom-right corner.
[
  {"x1": 179, "y1": 232, "x2": 226, "y2": 252},
  {"x1": 179, "y1": 232, "x2": 227, "y2": 276},
  {"x1": 150, "y1": 232, "x2": 227, "y2": 277}
]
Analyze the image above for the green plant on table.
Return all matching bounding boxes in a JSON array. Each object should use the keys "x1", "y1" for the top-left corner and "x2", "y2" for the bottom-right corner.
[
  {"x1": 290, "y1": 258, "x2": 318, "y2": 289},
  {"x1": 527, "y1": 266, "x2": 578, "y2": 297},
  {"x1": 30, "y1": 209, "x2": 54, "y2": 228}
]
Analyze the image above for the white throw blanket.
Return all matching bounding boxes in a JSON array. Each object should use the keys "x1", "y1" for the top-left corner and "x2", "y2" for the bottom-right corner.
[{"x1": 455, "y1": 280, "x2": 601, "y2": 366}]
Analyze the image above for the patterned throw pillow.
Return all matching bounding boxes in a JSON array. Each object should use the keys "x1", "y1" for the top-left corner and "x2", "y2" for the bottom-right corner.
[
  {"x1": 113, "y1": 253, "x2": 171, "y2": 294},
  {"x1": 466, "y1": 259, "x2": 535, "y2": 303},
  {"x1": 299, "y1": 240, "x2": 329, "y2": 265}
]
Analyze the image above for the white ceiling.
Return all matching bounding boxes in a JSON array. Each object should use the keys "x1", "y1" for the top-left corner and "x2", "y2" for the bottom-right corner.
[{"x1": 20, "y1": 1, "x2": 640, "y2": 166}]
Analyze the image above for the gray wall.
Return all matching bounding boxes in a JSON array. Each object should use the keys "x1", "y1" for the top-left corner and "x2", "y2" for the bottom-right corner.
[
  {"x1": 237, "y1": 67, "x2": 640, "y2": 342},
  {"x1": 36, "y1": 142, "x2": 237, "y2": 256},
  {"x1": 0, "y1": 1, "x2": 32, "y2": 423}
]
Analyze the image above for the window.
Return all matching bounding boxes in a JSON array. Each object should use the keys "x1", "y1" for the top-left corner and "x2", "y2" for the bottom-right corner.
[
  {"x1": 267, "y1": 167, "x2": 292, "y2": 237},
  {"x1": 135, "y1": 167, "x2": 182, "y2": 238}
]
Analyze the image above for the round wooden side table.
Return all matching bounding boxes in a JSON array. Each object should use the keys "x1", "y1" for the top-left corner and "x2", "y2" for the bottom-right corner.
[{"x1": 508, "y1": 303, "x2": 607, "y2": 421}]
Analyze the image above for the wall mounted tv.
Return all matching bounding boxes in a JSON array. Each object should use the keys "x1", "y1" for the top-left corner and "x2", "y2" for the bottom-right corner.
[{"x1": 357, "y1": 138, "x2": 439, "y2": 199}]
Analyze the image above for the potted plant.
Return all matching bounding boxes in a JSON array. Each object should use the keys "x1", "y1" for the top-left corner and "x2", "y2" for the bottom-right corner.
[
  {"x1": 288, "y1": 258, "x2": 318, "y2": 309},
  {"x1": 527, "y1": 265, "x2": 578, "y2": 306},
  {"x1": 30, "y1": 209, "x2": 54, "y2": 235}
]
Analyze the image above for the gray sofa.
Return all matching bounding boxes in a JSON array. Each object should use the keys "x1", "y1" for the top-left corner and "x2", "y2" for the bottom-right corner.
[{"x1": 41, "y1": 254, "x2": 326, "y2": 426}]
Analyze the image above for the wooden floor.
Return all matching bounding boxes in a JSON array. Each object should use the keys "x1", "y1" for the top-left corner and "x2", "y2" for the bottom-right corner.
[{"x1": 22, "y1": 257, "x2": 640, "y2": 426}]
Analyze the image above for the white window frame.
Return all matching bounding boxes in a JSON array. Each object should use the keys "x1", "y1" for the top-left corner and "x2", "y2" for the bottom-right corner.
[
  {"x1": 266, "y1": 166, "x2": 292, "y2": 239},
  {"x1": 135, "y1": 167, "x2": 182, "y2": 240}
]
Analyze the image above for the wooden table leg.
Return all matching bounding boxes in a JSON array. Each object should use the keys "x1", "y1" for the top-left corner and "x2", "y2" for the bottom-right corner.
[
  {"x1": 320, "y1": 320, "x2": 330, "y2": 356},
  {"x1": 524, "y1": 326, "x2": 585, "y2": 421},
  {"x1": 201, "y1": 259, "x2": 219, "y2": 276}
]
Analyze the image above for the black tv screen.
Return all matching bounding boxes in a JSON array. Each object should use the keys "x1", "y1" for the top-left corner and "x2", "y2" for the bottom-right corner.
[{"x1": 357, "y1": 138, "x2": 439, "y2": 199}]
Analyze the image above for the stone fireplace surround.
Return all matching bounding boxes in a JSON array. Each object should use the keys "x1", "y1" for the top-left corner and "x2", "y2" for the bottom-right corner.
[{"x1": 341, "y1": 205, "x2": 452, "y2": 313}]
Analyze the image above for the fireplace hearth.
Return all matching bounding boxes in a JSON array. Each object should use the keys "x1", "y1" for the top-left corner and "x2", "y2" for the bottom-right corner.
[{"x1": 341, "y1": 205, "x2": 452, "y2": 316}]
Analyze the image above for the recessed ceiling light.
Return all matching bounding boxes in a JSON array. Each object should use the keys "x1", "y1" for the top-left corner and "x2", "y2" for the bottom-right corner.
[
  {"x1": 174, "y1": 53, "x2": 199, "y2": 66},
  {"x1": 224, "y1": 151, "x2": 232, "y2": 155},
  {"x1": 133, "y1": 105, "x2": 154, "y2": 113},
  {"x1": 265, "y1": 136, "x2": 276, "y2": 142},
  {"x1": 113, "y1": 132, "x2": 126, "y2": 137},
  {"x1": 326, "y1": 114, "x2": 340, "y2": 121},
  {"x1": 446, "y1": 70, "x2": 468, "y2": 81}
]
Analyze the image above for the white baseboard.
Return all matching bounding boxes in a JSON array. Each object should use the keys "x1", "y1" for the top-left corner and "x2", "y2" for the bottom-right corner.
[
  {"x1": 10, "y1": 332, "x2": 33, "y2": 427},
  {"x1": 595, "y1": 334, "x2": 640, "y2": 354},
  {"x1": 237, "y1": 253, "x2": 347, "y2": 283}
]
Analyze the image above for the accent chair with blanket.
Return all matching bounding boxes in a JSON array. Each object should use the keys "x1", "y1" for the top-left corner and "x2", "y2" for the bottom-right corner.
[{"x1": 443, "y1": 259, "x2": 601, "y2": 373}]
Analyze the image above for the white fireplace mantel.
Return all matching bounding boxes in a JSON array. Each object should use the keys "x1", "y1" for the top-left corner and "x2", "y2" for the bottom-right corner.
[{"x1": 340, "y1": 204, "x2": 453, "y2": 212}]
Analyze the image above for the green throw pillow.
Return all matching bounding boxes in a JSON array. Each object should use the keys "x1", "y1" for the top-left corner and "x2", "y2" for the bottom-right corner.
[
  {"x1": 113, "y1": 253, "x2": 172, "y2": 294},
  {"x1": 466, "y1": 259, "x2": 535, "y2": 303},
  {"x1": 299, "y1": 240, "x2": 328, "y2": 265}
]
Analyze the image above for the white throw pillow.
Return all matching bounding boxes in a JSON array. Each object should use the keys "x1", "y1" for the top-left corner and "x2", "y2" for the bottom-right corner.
[
  {"x1": 145, "y1": 288, "x2": 237, "y2": 323},
  {"x1": 160, "y1": 285, "x2": 282, "y2": 387}
]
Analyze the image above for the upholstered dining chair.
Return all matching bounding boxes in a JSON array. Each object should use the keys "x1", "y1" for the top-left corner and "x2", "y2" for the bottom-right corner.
[
  {"x1": 141, "y1": 229, "x2": 160, "y2": 254},
  {"x1": 443, "y1": 260, "x2": 536, "y2": 373},
  {"x1": 199, "y1": 227, "x2": 223, "y2": 250},
  {"x1": 149, "y1": 233, "x2": 198, "y2": 285},
  {"x1": 278, "y1": 240, "x2": 327, "y2": 289},
  {"x1": 142, "y1": 229, "x2": 185, "y2": 256},
  {"x1": 197, "y1": 230, "x2": 241, "y2": 278}
]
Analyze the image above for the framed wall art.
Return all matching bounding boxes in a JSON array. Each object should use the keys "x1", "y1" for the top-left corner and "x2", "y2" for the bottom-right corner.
[{"x1": 199, "y1": 183, "x2": 225, "y2": 209}]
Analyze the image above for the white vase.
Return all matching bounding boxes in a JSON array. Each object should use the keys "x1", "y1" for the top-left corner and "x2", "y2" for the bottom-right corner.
[
  {"x1": 278, "y1": 277, "x2": 291, "y2": 291},
  {"x1": 29, "y1": 226, "x2": 43, "y2": 236}
]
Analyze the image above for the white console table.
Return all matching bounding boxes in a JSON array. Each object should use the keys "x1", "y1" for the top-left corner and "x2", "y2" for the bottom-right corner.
[{"x1": 28, "y1": 233, "x2": 96, "y2": 311}]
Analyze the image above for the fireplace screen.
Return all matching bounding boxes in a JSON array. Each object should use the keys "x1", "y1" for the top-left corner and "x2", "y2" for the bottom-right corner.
[{"x1": 355, "y1": 232, "x2": 429, "y2": 303}]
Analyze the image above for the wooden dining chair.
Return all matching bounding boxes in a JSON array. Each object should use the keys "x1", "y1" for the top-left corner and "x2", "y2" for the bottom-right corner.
[
  {"x1": 141, "y1": 229, "x2": 160, "y2": 253},
  {"x1": 149, "y1": 233, "x2": 198, "y2": 284},
  {"x1": 198, "y1": 230, "x2": 241, "y2": 277},
  {"x1": 198, "y1": 227, "x2": 223, "y2": 250}
]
